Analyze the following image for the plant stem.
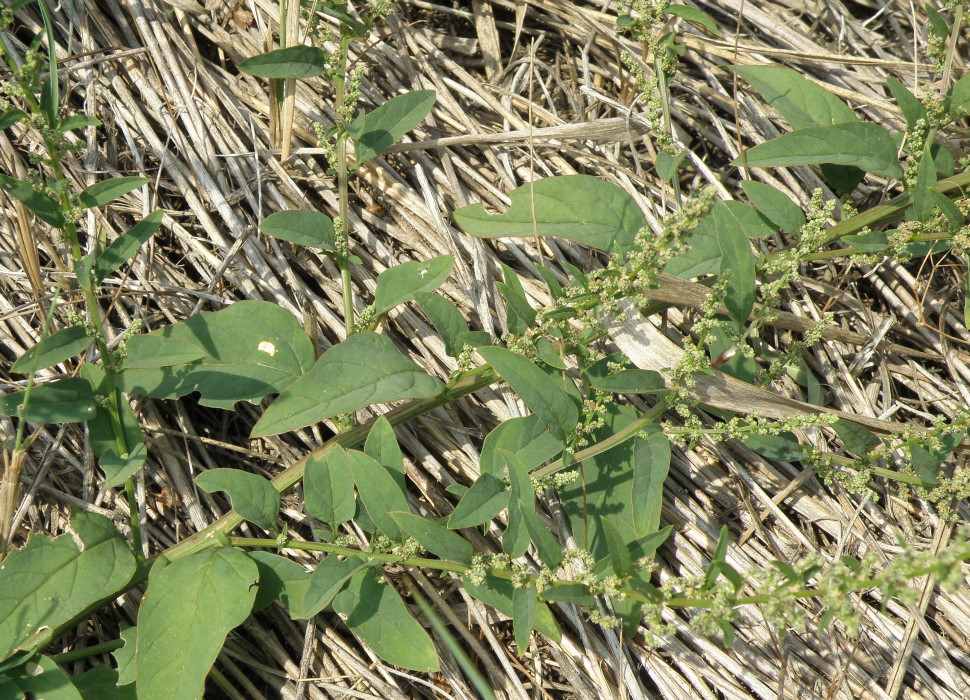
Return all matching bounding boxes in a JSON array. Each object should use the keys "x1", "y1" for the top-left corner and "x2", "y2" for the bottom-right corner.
[
  {"x1": 49, "y1": 639, "x2": 124, "y2": 665},
  {"x1": 334, "y1": 41, "x2": 354, "y2": 338}
]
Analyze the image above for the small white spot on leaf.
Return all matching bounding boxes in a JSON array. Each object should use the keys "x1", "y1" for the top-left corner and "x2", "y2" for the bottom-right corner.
[
  {"x1": 258, "y1": 341, "x2": 276, "y2": 356},
  {"x1": 25, "y1": 661, "x2": 43, "y2": 676}
]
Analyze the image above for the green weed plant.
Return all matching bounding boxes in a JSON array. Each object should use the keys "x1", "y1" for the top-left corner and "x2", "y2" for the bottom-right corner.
[{"x1": 2, "y1": 1, "x2": 970, "y2": 698}]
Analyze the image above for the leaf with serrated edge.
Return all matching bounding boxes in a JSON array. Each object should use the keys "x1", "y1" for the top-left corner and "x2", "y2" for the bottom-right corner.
[
  {"x1": 0, "y1": 511, "x2": 137, "y2": 661},
  {"x1": 477, "y1": 346, "x2": 577, "y2": 440},
  {"x1": 251, "y1": 332, "x2": 442, "y2": 437},
  {"x1": 372, "y1": 256, "x2": 454, "y2": 318},
  {"x1": 195, "y1": 468, "x2": 280, "y2": 530},
  {"x1": 332, "y1": 568, "x2": 440, "y2": 672},
  {"x1": 136, "y1": 548, "x2": 257, "y2": 700},
  {"x1": 11, "y1": 326, "x2": 93, "y2": 373},
  {"x1": 454, "y1": 175, "x2": 645, "y2": 253}
]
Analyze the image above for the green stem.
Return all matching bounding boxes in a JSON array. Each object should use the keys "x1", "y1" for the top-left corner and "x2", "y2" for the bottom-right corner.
[
  {"x1": 334, "y1": 42, "x2": 354, "y2": 338},
  {"x1": 49, "y1": 639, "x2": 124, "y2": 665}
]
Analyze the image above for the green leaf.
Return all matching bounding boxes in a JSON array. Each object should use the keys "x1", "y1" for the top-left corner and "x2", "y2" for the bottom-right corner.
[
  {"x1": 0, "y1": 108, "x2": 28, "y2": 129},
  {"x1": 908, "y1": 442, "x2": 942, "y2": 485},
  {"x1": 455, "y1": 175, "x2": 646, "y2": 253},
  {"x1": 73, "y1": 664, "x2": 136, "y2": 700},
  {"x1": 58, "y1": 114, "x2": 101, "y2": 131},
  {"x1": 477, "y1": 346, "x2": 578, "y2": 440},
  {"x1": 120, "y1": 335, "x2": 205, "y2": 369},
  {"x1": 94, "y1": 210, "x2": 164, "y2": 282},
  {"x1": 600, "y1": 516, "x2": 631, "y2": 577},
  {"x1": 503, "y1": 450, "x2": 534, "y2": 504},
  {"x1": 363, "y1": 415, "x2": 406, "y2": 494},
  {"x1": 318, "y1": 4, "x2": 369, "y2": 35},
  {"x1": 81, "y1": 364, "x2": 147, "y2": 487},
  {"x1": 195, "y1": 468, "x2": 280, "y2": 530},
  {"x1": 259, "y1": 210, "x2": 337, "y2": 251},
  {"x1": 332, "y1": 568, "x2": 440, "y2": 672},
  {"x1": 705, "y1": 526, "x2": 732, "y2": 588},
  {"x1": 664, "y1": 214, "x2": 722, "y2": 278},
  {"x1": 520, "y1": 507, "x2": 562, "y2": 568},
  {"x1": 463, "y1": 575, "x2": 560, "y2": 639},
  {"x1": 480, "y1": 415, "x2": 561, "y2": 476},
  {"x1": 502, "y1": 499, "x2": 530, "y2": 558},
  {"x1": 740, "y1": 181, "x2": 806, "y2": 235},
  {"x1": 113, "y1": 622, "x2": 136, "y2": 685},
  {"x1": 833, "y1": 419, "x2": 881, "y2": 457},
  {"x1": 737, "y1": 65, "x2": 857, "y2": 129},
  {"x1": 251, "y1": 332, "x2": 442, "y2": 437},
  {"x1": 302, "y1": 556, "x2": 372, "y2": 618},
  {"x1": 665, "y1": 4, "x2": 719, "y2": 34},
  {"x1": 0, "y1": 511, "x2": 137, "y2": 660},
  {"x1": 11, "y1": 326, "x2": 93, "y2": 373},
  {"x1": 885, "y1": 77, "x2": 927, "y2": 131},
  {"x1": 372, "y1": 256, "x2": 454, "y2": 318},
  {"x1": 0, "y1": 377, "x2": 98, "y2": 422},
  {"x1": 948, "y1": 73, "x2": 970, "y2": 116},
  {"x1": 118, "y1": 300, "x2": 315, "y2": 410},
  {"x1": 348, "y1": 450, "x2": 411, "y2": 539},
  {"x1": 912, "y1": 142, "x2": 938, "y2": 222},
  {"x1": 512, "y1": 586, "x2": 536, "y2": 652},
  {"x1": 3, "y1": 655, "x2": 83, "y2": 700},
  {"x1": 0, "y1": 173, "x2": 65, "y2": 227},
  {"x1": 497, "y1": 264, "x2": 537, "y2": 335},
  {"x1": 415, "y1": 292, "x2": 469, "y2": 358},
  {"x1": 448, "y1": 473, "x2": 509, "y2": 529},
  {"x1": 718, "y1": 200, "x2": 777, "y2": 238},
  {"x1": 73, "y1": 665, "x2": 136, "y2": 700},
  {"x1": 735, "y1": 123, "x2": 903, "y2": 179},
  {"x1": 303, "y1": 447, "x2": 357, "y2": 530},
  {"x1": 742, "y1": 432, "x2": 806, "y2": 461},
  {"x1": 248, "y1": 551, "x2": 311, "y2": 616},
  {"x1": 78, "y1": 177, "x2": 148, "y2": 209},
  {"x1": 540, "y1": 583, "x2": 594, "y2": 606},
  {"x1": 348, "y1": 90, "x2": 436, "y2": 165},
  {"x1": 926, "y1": 3, "x2": 949, "y2": 41},
  {"x1": 239, "y1": 45, "x2": 328, "y2": 79},
  {"x1": 631, "y1": 429, "x2": 670, "y2": 537},
  {"x1": 655, "y1": 149, "x2": 686, "y2": 181},
  {"x1": 390, "y1": 511, "x2": 474, "y2": 563},
  {"x1": 590, "y1": 369, "x2": 665, "y2": 394},
  {"x1": 136, "y1": 548, "x2": 258, "y2": 700},
  {"x1": 713, "y1": 202, "x2": 756, "y2": 323}
]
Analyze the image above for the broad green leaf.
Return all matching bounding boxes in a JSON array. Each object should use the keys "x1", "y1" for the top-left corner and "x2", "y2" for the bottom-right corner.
[
  {"x1": 455, "y1": 175, "x2": 646, "y2": 253},
  {"x1": 113, "y1": 623, "x2": 136, "y2": 685},
  {"x1": 477, "y1": 346, "x2": 577, "y2": 440},
  {"x1": 949, "y1": 73, "x2": 970, "y2": 116},
  {"x1": 502, "y1": 499, "x2": 531, "y2": 558},
  {"x1": 742, "y1": 432, "x2": 806, "y2": 461},
  {"x1": 713, "y1": 202, "x2": 756, "y2": 323},
  {"x1": 705, "y1": 525, "x2": 732, "y2": 588},
  {"x1": 195, "y1": 468, "x2": 280, "y2": 530},
  {"x1": 906, "y1": 432, "x2": 960, "y2": 485},
  {"x1": 348, "y1": 90, "x2": 437, "y2": 165},
  {"x1": 304, "y1": 447, "x2": 356, "y2": 530},
  {"x1": 363, "y1": 416, "x2": 406, "y2": 494},
  {"x1": 0, "y1": 108, "x2": 27, "y2": 129},
  {"x1": 11, "y1": 325, "x2": 93, "y2": 373},
  {"x1": 0, "y1": 377, "x2": 97, "y2": 422},
  {"x1": 539, "y1": 583, "x2": 594, "y2": 606},
  {"x1": 520, "y1": 507, "x2": 562, "y2": 568},
  {"x1": 512, "y1": 586, "x2": 536, "y2": 652},
  {"x1": 0, "y1": 173, "x2": 65, "y2": 227},
  {"x1": 885, "y1": 77, "x2": 927, "y2": 130},
  {"x1": 251, "y1": 332, "x2": 442, "y2": 437},
  {"x1": 655, "y1": 149, "x2": 687, "y2": 181},
  {"x1": 81, "y1": 364, "x2": 147, "y2": 487},
  {"x1": 737, "y1": 65, "x2": 857, "y2": 129},
  {"x1": 3, "y1": 654, "x2": 83, "y2": 700},
  {"x1": 480, "y1": 415, "x2": 562, "y2": 476},
  {"x1": 248, "y1": 551, "x2": 311, "y2": 616},
  {"x1": 631, "y1": 429, "x2": 670, "y2": 537},
  {"x1": 372, "y1": 256, "x2": 454, "y2": 318},
  {"x1": 912, "y1": 142, "x2": 938, "y2": 222},
  {"x1": 0, "y1": 511, "x2": 137, "y2": 660},
  {"x1": 535, "y1": 337, "x2": 566, "y2": 369},
  {"x1": 239, "y1": 45, "x2": 328, "y2": 78},
  {"x1": 332, "y1": 568, "x2": 440, "y2": 672},
  {"x1": 498, "y1": 264, "x2": 537, "y2": 335},
  {"x1": 120, "y1": 335, "x2": 205, "y2": 369},
  {"x1": 136, "y1": 548, "x2": 258, "y2": 700},
  {"x1": 665, "y1": 4, "x2": 719, "y2": 34},
  {"x1": 664, "y1": 213, "x2": 721, "y2": 278},
  {"x1": 503, "y1": 450, "x2": 534, "y2": 504},
  {"x1": 719, "y1": 200, "x2": 776, "y2": 238},
  {"x1": 118, "y1": 300, "x2": 315, "y2": 410},
  {"x1": 58, "y1": 114, "x2": 101, "y2": 131},
  {"x1": 736, "y1": 123, "x2": 903, "y2": 179},
  {"x1": 600, "y1": 516, "x2": 631, "y2": 577},
  {"x1": 73, "y1": 665, "x2": 136, "y2": 700},
  {"x1": 590, "y1": 368, "x2": 665, "y2": 394},
  {"x1": 463, "y1": 575, "x2": 561, "y2": 640},
  {"x1": 833, "y1": 419, "x2": 881, "y2": 457},
  {"x1": 448, "y1": 473, "x2": 509, "y2": 529},
  {"x1": 318, "y1": 4, "x2": 368, "y2": 35},
  {"x1": 740, "y1": 181, "x2": 806, "y2": 235},
  {"x1": 415, "y1": 292, "x2": 469, "y2": 358},
  {"x1": 94, "y1": 210, "x2": 165, "y2": 281},
  {"x1": 301, "y1": 556, "x2": 372, "y2": 618},
  {"x1": 259, "y1": 210, "x2": 337, "y2": 251},
  {"x1": 348, "y1": 450, "x2": 410, "y2": 539},
  {"x1": 78, "y1": 177, "x2": 148, "y2": 209},
  {"x1": 390, "y1": 511, "x2": 474, "y2": 563},
  {"x1": 927, "y1": 4, "x2": 949, "y2": 42}
]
